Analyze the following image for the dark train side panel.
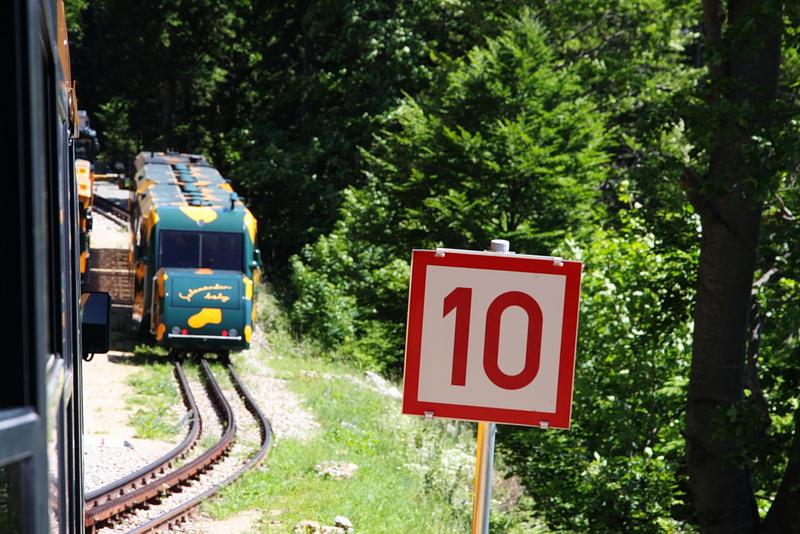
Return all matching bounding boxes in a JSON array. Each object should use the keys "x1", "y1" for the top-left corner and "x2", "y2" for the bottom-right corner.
[{"x1": 2, "y1": 1, "x2": 109, "y2": 533}]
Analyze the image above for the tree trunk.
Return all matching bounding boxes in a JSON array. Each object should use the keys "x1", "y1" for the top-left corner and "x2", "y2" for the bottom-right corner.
[
  {"x1": 685, "y1": 0, "x2": 781, "y2": 532},
  {"x1": 686, "y1": 194, "x2": 761, "y2": 533}
]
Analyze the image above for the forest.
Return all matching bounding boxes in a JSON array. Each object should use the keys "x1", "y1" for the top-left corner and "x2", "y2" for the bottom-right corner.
[{"x1": 66, "y1": 0, "x2": 800, "y2": 532}]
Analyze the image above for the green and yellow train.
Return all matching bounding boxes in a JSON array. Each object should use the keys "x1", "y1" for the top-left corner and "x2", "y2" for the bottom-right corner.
[{"x1": 129, "y1": 151, "x2": 261, "y2": 360}]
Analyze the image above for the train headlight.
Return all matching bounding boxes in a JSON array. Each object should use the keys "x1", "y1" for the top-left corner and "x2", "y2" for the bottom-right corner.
[
  {"x1": 171, "y1": 326, "x2": 181, "y2": 335},
  {"x1": 227, "y1": 329, "x2": 237, "y2": 337}
]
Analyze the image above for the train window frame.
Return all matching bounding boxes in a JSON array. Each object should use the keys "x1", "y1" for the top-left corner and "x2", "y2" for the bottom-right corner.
[
  {"x1": 158, "y1": 229, "x2": 244, "y2": 271},
  {"x1": 0, "y1": 408, "x2": 41, "y2": 533}
]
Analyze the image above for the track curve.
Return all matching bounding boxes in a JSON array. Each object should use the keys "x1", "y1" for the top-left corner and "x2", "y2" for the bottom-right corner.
[{"x1": 84, "y1": 358, "x2": 272, "y2": 533}]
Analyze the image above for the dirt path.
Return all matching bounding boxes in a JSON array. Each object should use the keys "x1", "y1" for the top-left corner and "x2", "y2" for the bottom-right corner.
[{"x1": 82, "y1": 351, "x2": 162, "y2": 451}]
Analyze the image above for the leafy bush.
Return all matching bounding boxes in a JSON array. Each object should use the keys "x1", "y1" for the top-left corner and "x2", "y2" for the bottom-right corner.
[{"x1": 498, "y1": 217, "x2": 698, "y2": 533}]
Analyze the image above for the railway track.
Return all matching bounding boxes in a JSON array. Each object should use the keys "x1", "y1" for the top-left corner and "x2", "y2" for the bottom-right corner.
[
  {"x1": 84, "y1": 358, "x2": 272, "y2": 533},
  {"x1": 93, "y1": 194, "x2": 131, "y2": 225}
]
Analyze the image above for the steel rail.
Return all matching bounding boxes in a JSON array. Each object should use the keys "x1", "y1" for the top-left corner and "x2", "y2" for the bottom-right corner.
[
  {"x1": 84, "y1": 361, "x2": 201, "y2": 529},
  {"x1": 125, "y1": 361, "x2": 273, "y2": 534},
  {"x1": 84, "y1": 359, "x2": 237, "y2": 533},
  {"x1": 92, "y1": 194, "x2": 131, "y2": 224}
]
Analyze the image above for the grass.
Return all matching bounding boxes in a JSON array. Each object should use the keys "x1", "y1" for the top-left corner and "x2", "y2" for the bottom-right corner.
[
  {"x1": 210, "y1": 351, "x2": 478, "y2": 532},
  {"x1": 126, "y1": 359, "x2": 183, "y2": 441},
  {"x1": 125, "y1": 289, "x2": 536, "y2": 533}
]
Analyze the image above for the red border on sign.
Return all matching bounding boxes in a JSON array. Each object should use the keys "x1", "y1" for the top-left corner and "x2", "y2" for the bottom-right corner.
[{"x1": 402, "y1": 249, "x2": 583, "y2": 429}]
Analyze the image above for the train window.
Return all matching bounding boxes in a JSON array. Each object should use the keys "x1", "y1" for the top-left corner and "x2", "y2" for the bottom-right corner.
[
  {"x1": 159, "y1": 230, "x2": 243, "y2": 271},
  {"x1": 200, "y1": 232, "x2": 243, "y2": 270},
  {"x1": 159, "y1": 231, "x2": 200, "y2": 268},
  {"x1": 0, "y1": 457, "x2": 25, "y2": 533}
]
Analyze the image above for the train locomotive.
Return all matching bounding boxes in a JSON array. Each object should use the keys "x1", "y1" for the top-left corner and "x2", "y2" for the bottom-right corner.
[{"x1": 129, "y1": 151, "x2": 261, "y2": 360}]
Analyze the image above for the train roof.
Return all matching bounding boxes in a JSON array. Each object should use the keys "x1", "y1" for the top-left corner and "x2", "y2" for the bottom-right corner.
[{"x1": 133, "y1": 151, "x2": 256, "y2": 233}]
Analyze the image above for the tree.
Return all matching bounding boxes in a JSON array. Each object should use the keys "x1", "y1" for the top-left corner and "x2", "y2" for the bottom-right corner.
[
  {"x1": 679, "y1": 0, "x2": 800, "y2": 532},
  {"x1": 234, "y1": 0, "x2": 520, "y2": 277},
  {"x1": 289, "y1": 11, "x2": 612, "y2": 374},
  {"x1": 498, "y1": 218, "x2": 697, "y2": 533},
  {"x1": 361, "y1": 11, "x2": 611, "y2": 255},
  {"x1": 64, "y1": 1, "x2": 800, "y2": 528},
  {"x1": 69, "y1": 0, "x2": 251, "y2": 168},
  {"x1": 686, "y1": 0, "x2": 782, "y2": 533}
]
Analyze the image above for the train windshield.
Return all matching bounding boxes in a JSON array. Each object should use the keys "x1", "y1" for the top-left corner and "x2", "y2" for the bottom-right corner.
[{"x1": 159, "y1": 230, "x2": 243, "y2": 270}]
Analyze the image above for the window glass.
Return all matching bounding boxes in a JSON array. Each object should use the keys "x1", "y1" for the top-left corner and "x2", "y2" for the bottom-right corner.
[
  {"x1": 159, "y1": 231, "x2": 200, "y2": 268},
  {"x1": 0, "y1": 460, "x2": 24, "y2": 533},
  {"x1": 159, "y1": 230, "x2": 242, "y2": 270},
  {"x1": 201, "y1": 233, "x2": 243, "y2": 270}
]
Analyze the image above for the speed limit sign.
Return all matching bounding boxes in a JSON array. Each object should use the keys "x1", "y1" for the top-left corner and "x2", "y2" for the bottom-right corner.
[{"x1": 402, "y1": 248, "x2": 582, "y2": 428}]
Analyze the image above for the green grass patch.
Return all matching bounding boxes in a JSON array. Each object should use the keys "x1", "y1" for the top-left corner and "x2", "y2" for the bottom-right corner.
[
  {"x1": 126, "y1": 359, "x2": 183, "y2": 441},
  {"x1": 209, "y1": 352, "x2": 477, "y2": 533}
]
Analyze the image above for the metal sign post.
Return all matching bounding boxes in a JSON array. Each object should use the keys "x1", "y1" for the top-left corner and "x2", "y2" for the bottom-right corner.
[
  {"x1": 472, "y1": 239, "x2": 508, "y2": 533},
  {"x1": 473, "y1": 420, "x2": 496, "y2": 533}
]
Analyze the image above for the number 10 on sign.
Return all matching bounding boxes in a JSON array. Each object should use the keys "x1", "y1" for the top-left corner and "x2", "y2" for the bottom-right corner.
[{"x1": 402, "y1": 248, "x2": 583, "y2": 429}]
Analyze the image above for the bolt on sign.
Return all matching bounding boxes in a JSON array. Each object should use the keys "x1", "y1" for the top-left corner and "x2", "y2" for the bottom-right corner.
[{"x1": 402, "y1": 248, "x2": 583, "y2": 429}]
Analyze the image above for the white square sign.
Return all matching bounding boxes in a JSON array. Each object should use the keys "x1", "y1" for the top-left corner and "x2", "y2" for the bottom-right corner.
[{"x1": 402, "y1": 248, "x2": 582, "y2": 428}]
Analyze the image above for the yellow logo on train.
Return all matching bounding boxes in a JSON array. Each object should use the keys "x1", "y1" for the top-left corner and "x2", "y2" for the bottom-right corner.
[{"x1": 178, "y1": 283, "x2": 233, "y2": 303}]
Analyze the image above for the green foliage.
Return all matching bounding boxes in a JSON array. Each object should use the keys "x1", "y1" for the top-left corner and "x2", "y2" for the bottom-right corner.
[
  {"x1": 361, "y1": 12, "x2": 611, "y2": 254},
  {"x1": 530, "y1": 0, "x2": 702, "y2": 250},
  {"x1": 289, "y1": 245, "x2": 359, "y2": 348},
  {"x1": 64, "y1": 0, "x2": 90, "y2": 43},
  {"x1": 498, "y1": 215, "x2": 698, "y2": 533},
  {"x1": 93, "y1": 97, "x2": 140, "y2": 168},
  {"x1": 288, "y1": 211, "x2": 411, "y2": 374},
  {"x1": 289, "y1": 11, "x2": 613, "y2": 377},
  {"x1": 231, "y1": 0, "x2": 522, "y2": 275},
  {"x1": 64, "y1": 0, "x2": 800, "y2": 529},
  {"x1": 69, "y1": 0, "x2": 252, "y2": 169},
  {"x1": 743, "y1": 163, "x2": 800, "y2": 507}
]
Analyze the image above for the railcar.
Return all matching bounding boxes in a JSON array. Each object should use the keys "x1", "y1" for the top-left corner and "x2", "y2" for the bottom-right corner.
[
  {"x1": 4, "y1": 0, "x2": 110, "y2": 532},
  {"x1": 75, "y1": 110, "x2": 100, "y2": 285},
  {"x1": 75, "y1": 157, "x2": 94, "y2": 283},
  {"x1": 129, "y1": 151, "x2": 261, "y2": 360}
]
